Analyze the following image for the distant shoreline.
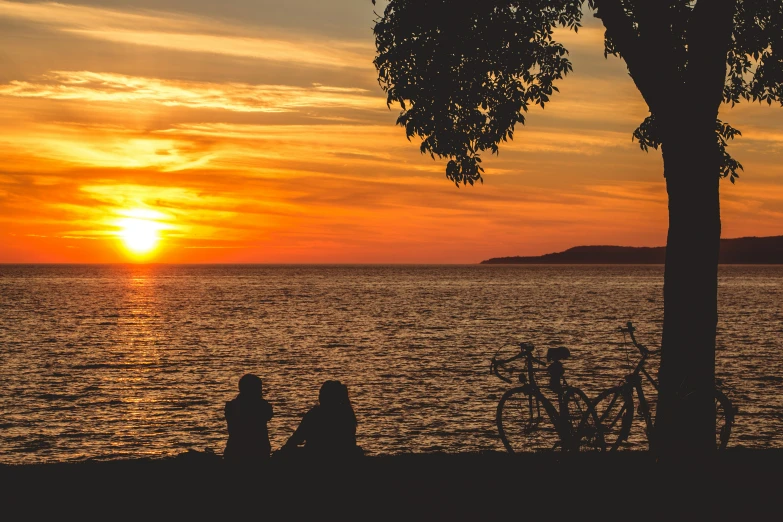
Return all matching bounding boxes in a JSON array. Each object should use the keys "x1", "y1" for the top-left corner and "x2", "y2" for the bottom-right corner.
[
  {"x1": 481, "y1": 235, "x2": 783, "y2": 264},
  {"x1": 3, "y1": 234, "x2": 783, "y2": 266}
]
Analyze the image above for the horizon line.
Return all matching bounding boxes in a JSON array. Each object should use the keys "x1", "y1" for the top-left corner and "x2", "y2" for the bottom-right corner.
[{"x1": 3, "y1": 234, "x2": 781, "y2": 265}]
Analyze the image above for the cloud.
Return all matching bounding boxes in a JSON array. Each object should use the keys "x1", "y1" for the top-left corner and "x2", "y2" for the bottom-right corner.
[
  {"x1": 0, "y1": 71, "x2": 381, "y2": 113},
  {"x1": 552, "y1": 24, "x2": 606, "y2": 47},
  {"x1": 1, "y1": 2, "x2": 781, "y2": 263},
  {"x1": 0, "y1": 126, "x2": 215, "y2": 171},
  {"x1": 0, "y1": 1, "x2": 197, "y2": 32},
  {"x1": 0, "y1": 71, "x2": 385, "y2": 112},
  {"x1": 0, "y1": 1, "x2": 372, "y2": 68},
  {"x1": 66, "y1": 30, "x2": 371, "y2": 69}
]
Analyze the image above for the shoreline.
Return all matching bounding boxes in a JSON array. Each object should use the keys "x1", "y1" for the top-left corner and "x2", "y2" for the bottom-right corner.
[{"x1": 2, "y1": 449, "x2": 780, "y2": 518}]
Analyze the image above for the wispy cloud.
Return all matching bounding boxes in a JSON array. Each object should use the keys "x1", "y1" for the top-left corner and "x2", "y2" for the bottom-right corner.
[
  {"x1": 1, "y1": 2, "x2": 781, "y2": 263},
  {"x1": 0, "y1": 71, "x2": 382, "y2": 113},
  {"x1": 0, "y1": 1, "x2": 371, "y2": 68},
  {"x1": 0, "y1": 124, "x2": 215, "y2": 171},
  {"x1": 66, "y1": 30, "x2": 371, "y2": 68}
]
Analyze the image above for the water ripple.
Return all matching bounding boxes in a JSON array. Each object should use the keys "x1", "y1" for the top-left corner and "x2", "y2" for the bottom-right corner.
[{"x1": 0, "y1": 264, "x2": 780, "y2": 463}]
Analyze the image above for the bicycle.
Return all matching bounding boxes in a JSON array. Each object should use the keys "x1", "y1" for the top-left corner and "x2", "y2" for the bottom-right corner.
[
  {"x1": 490, "y1": 342, "x2": 604, "y2": 453},
  {"x1": 592, "y1": 322, "x2": 736, "y2": 451}
]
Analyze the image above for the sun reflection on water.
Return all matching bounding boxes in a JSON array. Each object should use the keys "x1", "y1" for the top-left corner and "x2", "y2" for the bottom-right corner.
[{"x1": 1, "y1": 265, "x2": 781, "y2": 463}]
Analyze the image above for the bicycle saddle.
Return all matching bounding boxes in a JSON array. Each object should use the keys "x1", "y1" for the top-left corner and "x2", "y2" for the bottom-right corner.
[{"x1": 546, "y1": 346, "x2": 571, "y2": 362}]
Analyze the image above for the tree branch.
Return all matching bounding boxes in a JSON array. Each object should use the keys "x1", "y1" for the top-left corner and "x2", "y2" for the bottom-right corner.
[
  {"x1": 687, "y1": 0, "x2": 737, "y2": 116},
  {"x1": 593, "y1": 0, "x2": 669, "y2": 113},
  {"x1": 635, "y1": 0, "x2": 682, "y2": 88}
]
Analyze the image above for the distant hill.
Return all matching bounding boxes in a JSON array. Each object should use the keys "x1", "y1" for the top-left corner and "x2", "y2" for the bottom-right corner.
[{"x1": 480, "y1": 236, "x2": 783, "y2": 264}]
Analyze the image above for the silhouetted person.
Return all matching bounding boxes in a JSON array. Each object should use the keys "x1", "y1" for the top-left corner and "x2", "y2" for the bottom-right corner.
[
  {"x1": 281, "y1": 380, "x2": 361, "y2": 458},
  {"x1": 223, "y1": 373, "x2": 273, "y2": 463}
]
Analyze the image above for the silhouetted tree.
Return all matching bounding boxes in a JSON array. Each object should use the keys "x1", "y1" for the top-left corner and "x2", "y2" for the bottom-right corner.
[{"x1": 372, "y1": 0, "x2": 783, "y2": 456}]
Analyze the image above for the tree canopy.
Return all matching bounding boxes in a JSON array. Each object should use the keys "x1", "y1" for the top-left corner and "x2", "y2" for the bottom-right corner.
[{"x1": 372, "y1": 0, "x2": 783, "y2": 186}]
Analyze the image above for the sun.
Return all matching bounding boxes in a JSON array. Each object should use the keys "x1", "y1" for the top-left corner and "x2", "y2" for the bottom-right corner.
[{"x1": 118, "y1": 217, "x2": 161, "y2": 255}]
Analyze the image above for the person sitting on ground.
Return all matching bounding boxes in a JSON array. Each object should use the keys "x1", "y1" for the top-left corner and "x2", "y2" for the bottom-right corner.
[
  {"x1": 223, "y1": 373, "x2": 273, "y2": 463},
  {"x1": 281, "y1": 380, "x2": 362, "y2": 458}
]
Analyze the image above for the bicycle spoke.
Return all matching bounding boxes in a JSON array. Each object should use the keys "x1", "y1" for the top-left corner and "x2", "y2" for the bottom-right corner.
[
  {"x1": 563, "y1": 387, "x2": 605, "y2": 452},
  {"x1": 715, "y1": 390, "x2": 734, "y2": 451},
  {"x1": 606, "y1": 405, "x2": 626, "y2": 431},
  {"x1": 592, "y1": 386, "x2": 633, "y2": 451},
  {"x1": 497, "y1": 388, "x2": 560, "y2": 453},
  {"x1": 598, "y1": 393, "x2": 620, "y2": 425}
]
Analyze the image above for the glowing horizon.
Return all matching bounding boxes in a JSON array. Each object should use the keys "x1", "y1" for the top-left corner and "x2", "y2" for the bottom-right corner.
[{"x1": 1, "y1": 1, "x2": 782, "y2": 264}]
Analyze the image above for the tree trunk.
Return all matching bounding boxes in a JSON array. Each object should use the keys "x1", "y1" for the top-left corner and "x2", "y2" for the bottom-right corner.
[{"x1": 655, "y1": 120, "x2": 722, "y2": 457}]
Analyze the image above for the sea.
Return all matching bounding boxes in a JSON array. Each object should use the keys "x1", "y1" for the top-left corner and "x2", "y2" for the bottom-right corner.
[{"x1": 1, "y1": 264, "x2": 781, "y2": 463}]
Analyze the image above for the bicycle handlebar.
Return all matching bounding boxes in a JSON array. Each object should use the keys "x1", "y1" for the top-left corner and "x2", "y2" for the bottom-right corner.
[
  {"x1": 490, "y1": 342, "x2": 547, "y2": 383},
  {"x1": 618, "y1": 321, "x2": 660, "y2": 357},
  {"x1": 490, "y1": 348, "x2": 519, "y2": 383},
  {"x1": 490, "y1": 359, "x2": 513, "y2": 384}
]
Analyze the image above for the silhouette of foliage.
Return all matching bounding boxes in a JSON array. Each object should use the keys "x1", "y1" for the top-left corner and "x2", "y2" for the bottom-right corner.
[
  {"x1": 632, "y1": 117, "x2": 743, "y2": 183},
  {"x1": 373, "y1": 0, "x2": 582, "y2": 186},
  {"x1": 372, "y1": 0, "x2": 783, "y2": 186},
  {"x1": 373, "y1": 0, "x2": 783, "y2": 455},
  {"x1": 726, "y1": 0, "x2": 783, "y2": 106}
]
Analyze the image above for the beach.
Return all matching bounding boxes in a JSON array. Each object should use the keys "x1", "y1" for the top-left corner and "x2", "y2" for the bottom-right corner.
[{"x1": 2, "y1": 449, "x2": 781, "y2": 519}]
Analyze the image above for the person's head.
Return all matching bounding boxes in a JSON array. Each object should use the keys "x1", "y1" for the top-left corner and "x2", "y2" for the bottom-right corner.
[
  {"x1": 319, "y1": 380, "x2": 348, "y2": 408},
  {"x1": 238, "y1": 373, "x2": 263, "y2": 397}
]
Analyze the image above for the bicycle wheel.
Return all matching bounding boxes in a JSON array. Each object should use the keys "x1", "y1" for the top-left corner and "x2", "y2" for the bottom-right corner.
[
  {"x1": 562, "y1": 387, "x2": 605, "y2": 452},
  {"x1": 591, "y1": 386, "x2": 634, "y2": 452},
  {"x1": 715, "y1": 390, "x2": 735, "y2": 451},
  {"x1": 496, "y1": 387, "x2": 560, "y2": 453}
]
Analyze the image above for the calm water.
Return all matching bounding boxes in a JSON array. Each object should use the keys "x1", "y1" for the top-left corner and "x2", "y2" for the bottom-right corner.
[{"x1": 1, "y1": 264, "x2": 781, "y2": 463}]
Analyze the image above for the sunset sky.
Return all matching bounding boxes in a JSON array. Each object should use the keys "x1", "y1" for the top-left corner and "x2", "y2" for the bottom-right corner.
[{"x1": 1, "y1": 0, "x2": 782, "y2": 263}]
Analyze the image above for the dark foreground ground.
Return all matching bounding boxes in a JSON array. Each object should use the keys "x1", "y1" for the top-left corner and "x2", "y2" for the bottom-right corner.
[{"x1": 1, "y1": 449, "x2": 781, "y2": 520}]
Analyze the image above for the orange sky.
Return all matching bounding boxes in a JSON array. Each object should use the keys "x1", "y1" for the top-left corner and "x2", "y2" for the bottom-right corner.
[{"x1": 1, "y1": 1, "x2": 782, "y2": 263}]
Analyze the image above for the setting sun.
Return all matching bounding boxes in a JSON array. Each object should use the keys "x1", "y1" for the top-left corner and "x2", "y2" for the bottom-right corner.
[{"x1": 118, "y1": 216, "x2": 162, "y2": 255}]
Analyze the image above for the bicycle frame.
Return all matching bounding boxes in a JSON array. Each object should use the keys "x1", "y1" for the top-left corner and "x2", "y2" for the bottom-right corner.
[
  {"x1": 491, "y1": 344, "x2": 599, "y2": 452},
  {"x1": 589, "y1": 323, "x2": 664, "y2": 452},
  {"x1": 623, "y1": 324, "x2": 660, "y2": 438},
  {"x1": 491, "y1": 344, "x2": 558, "y2": 420}
]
